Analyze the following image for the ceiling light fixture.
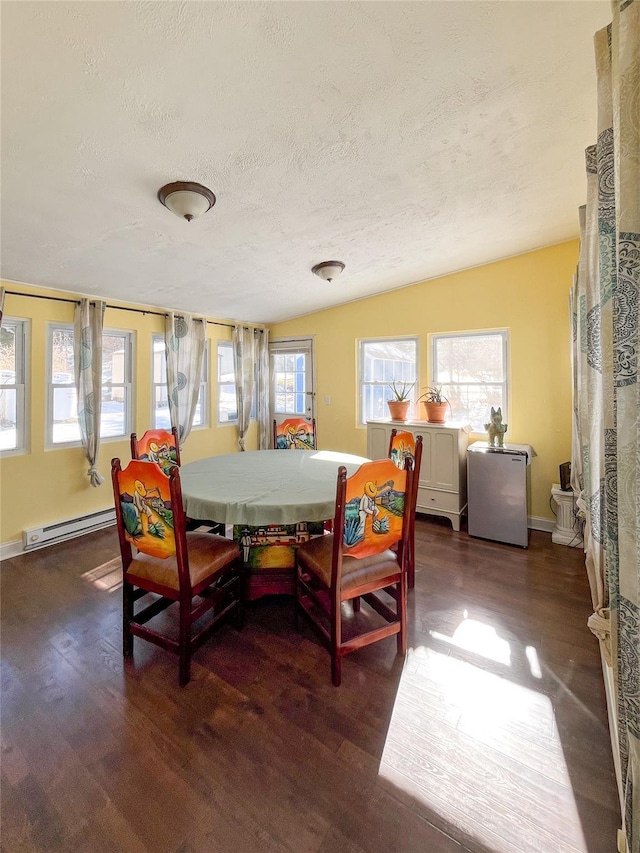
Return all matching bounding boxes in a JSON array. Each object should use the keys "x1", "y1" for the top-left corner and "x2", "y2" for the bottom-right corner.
[
  {"x1": 311, "y1": 260, "x2": 345, "y2": 283},
  {"x1": 157, "y1": 181, "x2": 216, "y2": 222}
]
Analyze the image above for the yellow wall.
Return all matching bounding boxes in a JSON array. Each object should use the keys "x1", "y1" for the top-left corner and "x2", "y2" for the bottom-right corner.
[
  {"x1": 1, "y1": 241, "x2": 575, "y2": 544},
  {"x1": 0, "y1": 284, "x2": 258, "y2": 545},
  {"x1": 269, "y1": 241, "x2": 577, "y2": 523}
]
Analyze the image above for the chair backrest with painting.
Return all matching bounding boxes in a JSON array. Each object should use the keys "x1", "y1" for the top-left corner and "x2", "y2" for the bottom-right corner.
[
  {"x1": 130, "y1": 427, "x2": 181, "y2": 474},
  {"x1": 340, "y1": 458, "x2": 411, "y2": 561},
  {"x1": 273, "y1": 418, "x2": 317, "y2": 450},
  {"x1": 112, "y1": 458, "x2": 178, "y2": 561},
  {"x1": 388, "y1": 429, "x2": 416, "y2": 470}
]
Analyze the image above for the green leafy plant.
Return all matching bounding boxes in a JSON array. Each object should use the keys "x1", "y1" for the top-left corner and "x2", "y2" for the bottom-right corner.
[
  {"x1": 418, "y1": 385, "x2": 449, "y2": 404},
  {"x1": 387, "y1": 380, "x2": 416, "y2": 401}
]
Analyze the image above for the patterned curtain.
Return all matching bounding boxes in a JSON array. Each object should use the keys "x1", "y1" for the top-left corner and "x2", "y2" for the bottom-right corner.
[
  {"x1": 256, "y1": 328, "x2": 270, "y2": 450},
  {"x1": 571, "y1": 4, "x2": 639, "y2": 850},
  {"x1": 164, "y1": 312, "x2": 205, "y2": 447},
  {"x1": 233, "y1": 325, "x2": 256, "y2": 451},
  {"x1": 0, "y1": 286, "x2": 5, "y2": 327},
  {"x1": 73, "y1": 299, "x2": 105, "y2": 487}
]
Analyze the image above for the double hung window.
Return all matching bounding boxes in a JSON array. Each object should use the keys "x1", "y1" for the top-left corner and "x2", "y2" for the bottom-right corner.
[
  {"x1": 431, "y1": 331, "x2": 509, "y2": 430},
  {"x1": 48, "y1": 325, "x2": 133, "y2": 445},
  {"x1": 358, "y1": 338, "x2": 418, "y2": 425},
  {"x1": 0, "y1": 318, "x2": 28, "y2": 454}
]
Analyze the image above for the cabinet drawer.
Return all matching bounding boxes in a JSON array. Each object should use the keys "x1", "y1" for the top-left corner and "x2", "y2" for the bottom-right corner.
[{"x1": 417, "y1": 487, "x2": 460, "y2": 513}]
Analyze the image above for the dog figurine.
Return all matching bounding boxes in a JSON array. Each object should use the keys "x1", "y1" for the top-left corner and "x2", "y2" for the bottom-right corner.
[{"x1": 485, "y1": 406, "x2": 508, "y2": 447}]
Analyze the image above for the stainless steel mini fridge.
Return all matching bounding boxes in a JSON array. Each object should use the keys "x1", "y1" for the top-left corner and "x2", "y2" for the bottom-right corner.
[{"x1": 467, "y1": 442, "x2": 530, "y2": 547}]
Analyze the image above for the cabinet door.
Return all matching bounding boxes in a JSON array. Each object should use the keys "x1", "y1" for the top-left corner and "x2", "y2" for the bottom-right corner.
[
  {"x1": 414, "y1": 429, "x2": 432, "y2": 484},
  {"x1": 432, "y1": 430, "x2": 456, "y2": 489},
  {"x1": 367, "y1": 423, "x2": 389, "y2": 460}
]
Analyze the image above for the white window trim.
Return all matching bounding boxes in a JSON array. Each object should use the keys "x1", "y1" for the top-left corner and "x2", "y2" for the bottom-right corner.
[
  {"x1": 0, "y1": 316, "x2": 30, "y2": 457},
  {"x1": 46, "y1": 323, "x2": 133, "y2": 449},
  {"x1": 357, "y1": 335, "x2": 419, "y2": 427},
  {"x1": 430, "y1": 329, "x2": 509, "y2": 429}
]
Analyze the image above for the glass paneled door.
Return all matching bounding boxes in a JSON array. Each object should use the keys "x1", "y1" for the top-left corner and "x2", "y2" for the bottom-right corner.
[{"x1": 269, "y1": 338, "x2": 316, "y2": 444}]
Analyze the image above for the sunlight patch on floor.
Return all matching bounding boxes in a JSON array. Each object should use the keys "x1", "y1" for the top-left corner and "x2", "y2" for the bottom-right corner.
[
  {"x1": 379, "y1": 643, "x2": 588, "y2": 853},
  {"x1": 82, "y1": 558, "x2": 122, "y2": 592},
  {"x1": 429, "y1": 615, "x2": 512, "y2": 666}
]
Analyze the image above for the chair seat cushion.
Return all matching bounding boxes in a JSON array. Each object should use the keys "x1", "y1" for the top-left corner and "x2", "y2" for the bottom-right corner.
[
  {"x1": 297, "y1": 534, "x2": 400, "y2": 592},
  {"x1": 127, "y1": 532, "x2": 239, "y2": 591}
]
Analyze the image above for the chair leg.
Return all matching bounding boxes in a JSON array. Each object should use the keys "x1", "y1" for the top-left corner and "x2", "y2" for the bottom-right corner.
[
  {"x1": 396, "y1": 576, "x2": 407, "y2": 655},
  {"x1": 331, "y1": 653, "x2": 342, "y2": 687},
  {"x1": 352, "y1": 596, "x2": 361, "y2": 613},
  {"x1": 235, "y1": 564, "x2": 244, "y2": 630},
  {"x1": 407, "y1": 534, "x2": 415, "y2": 590},
  {"x1": 331, "y1": 595, "x2": 342, "y2": 686},
  {"x1": 178, "y1": 597, "x2": 192, "y2": 687},
  {"x1": 123, "y1": 580, "x2": 134, "y2": 658}
]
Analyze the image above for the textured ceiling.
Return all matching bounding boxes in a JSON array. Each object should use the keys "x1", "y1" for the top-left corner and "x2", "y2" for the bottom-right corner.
[{"x1": 1, "y1": 1, "x2": 610, "y2": 324}]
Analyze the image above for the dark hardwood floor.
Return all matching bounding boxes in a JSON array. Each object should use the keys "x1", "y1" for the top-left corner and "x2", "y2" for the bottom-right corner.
[{"x1": 1, "y1": 517, "x2": 620, "y2": 852}]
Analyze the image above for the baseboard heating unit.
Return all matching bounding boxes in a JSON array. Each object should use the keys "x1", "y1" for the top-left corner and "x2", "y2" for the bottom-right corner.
[{"x1": 23, "y1": 508, "x2": 115, "y2": 551}]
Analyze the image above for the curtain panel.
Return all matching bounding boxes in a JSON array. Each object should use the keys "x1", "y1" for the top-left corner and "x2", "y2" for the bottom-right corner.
[
  {"x1": 572, "y1": 3, "x2": 639, "y2": 850},
  {"x1": 164, "y1": 312, "x2": 206, "y2": 447},
  {"x1": 232, "y1": 325, "x2": 255, "y2": 451},
  {"x1": 232, "y1": 327, "x2": 270, "y2": 451},
  {"x1": 256, "y1": 328, "x2": 270, "y2": 450},
  {"x1": 73, "y1": 299, "x2": 105, "y2": 487}
]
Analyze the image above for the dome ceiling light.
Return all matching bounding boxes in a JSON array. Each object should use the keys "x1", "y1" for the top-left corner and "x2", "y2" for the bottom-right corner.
[
  {"x1": 157, "y1": 181, "x2": 216, "y2": 222},
  {"x1": 311, "y1": 261, "x2": 345, "y2": 282}
]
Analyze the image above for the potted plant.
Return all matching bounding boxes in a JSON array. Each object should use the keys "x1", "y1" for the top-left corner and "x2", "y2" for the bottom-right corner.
[
  {"x1": 386, "y1": 380, "x2": 415, "y2": 422},
  {"x1": 418, "y1": 386, "x2": 450, "y2": 423}
]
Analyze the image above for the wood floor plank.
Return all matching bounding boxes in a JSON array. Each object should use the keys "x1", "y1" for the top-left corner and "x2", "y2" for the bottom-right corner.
[{"x1": 0, "y1": 521, "x2": 621, "y2": 853}]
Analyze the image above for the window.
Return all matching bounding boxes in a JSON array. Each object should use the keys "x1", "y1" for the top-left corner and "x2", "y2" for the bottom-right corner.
[
  {"x1": 153, "y1": 335, "x2": 208, "y2": 429},
  {"x1": 358, "y1": 338, "x2": 418, "y2": 425},
  {"x1": 431, "y1": 331, "x2": 508, "y2": 430},
  {"x1": 217, "y1": 341, "x2": 237, "y2": 423},
  {"x1": 273, "y1": 350, "x2": 307, "y2": 415},
  {"x1": 48, "y1": 325, "x2": 132, "y2": 445},
  {"x1": 0, "y1": 318, "x2": 28, "y2": 453}
]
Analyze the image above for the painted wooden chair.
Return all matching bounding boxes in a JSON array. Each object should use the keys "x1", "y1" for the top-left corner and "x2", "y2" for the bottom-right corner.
[
  {"x1": 388, "y1": 429, "x2": 423, "y2": 590},
  {"x1": 273, "y1": 418, "x2": 317, "y2": 450},
  {"x1": 111, "y1": 458, "x2": 243, "y2": 686},
  {"x1": 130, "y1": 427, "x2": 181, "y2": 475},
  {"x1": 295, "y1": 457, "x2": 414, "y2": 686}
]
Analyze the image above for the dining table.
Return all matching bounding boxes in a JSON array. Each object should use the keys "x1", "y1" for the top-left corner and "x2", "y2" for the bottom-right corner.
[{"x1": 179, "y1": 449, "x2": 369, "y2": 600}]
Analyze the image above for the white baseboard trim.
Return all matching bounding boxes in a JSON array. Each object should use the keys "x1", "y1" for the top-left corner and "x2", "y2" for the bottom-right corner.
[
  {"x1": 0, "y1": 539, "x2": 25, "y2": 562},
  {"x1": 1, "y1": 521, "x2": 116, "y2": 564},
  {"x1": 528, "y1": 515, "x2": 554, "y2": 533}
]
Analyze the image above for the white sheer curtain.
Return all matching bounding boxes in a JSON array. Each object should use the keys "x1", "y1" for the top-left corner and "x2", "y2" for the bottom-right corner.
[
  {"x1": 164, "y1": 312, "x2": 205, "y2": 447},
  {"x1": 233, "y1": 326, "x2": 256, "y2": 451},
  {"x1": 571, "y1": 5, "x2": 639, "y2": 850},
  {"x1": 256, "y1": 328, "x2": 270, "y2": 450},
  {"x1": 73, "y1": 299, "x2": 105, "y2": 487}
]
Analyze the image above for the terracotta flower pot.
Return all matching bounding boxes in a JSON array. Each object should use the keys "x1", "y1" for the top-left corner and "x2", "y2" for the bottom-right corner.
[
  {"x1": 423, "y1": 401, "x2": 448, "y2": 424},
  {"x1": 387, "y1": 400, "x2": 410, "y2": 421}
]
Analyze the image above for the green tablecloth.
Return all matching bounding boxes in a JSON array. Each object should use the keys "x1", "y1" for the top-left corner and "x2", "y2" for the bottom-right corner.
[{"x1": 180, "y1": 449, "x2": 368, "y2": 526}]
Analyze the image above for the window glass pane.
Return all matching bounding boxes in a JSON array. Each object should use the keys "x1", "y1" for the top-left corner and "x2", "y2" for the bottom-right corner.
[
  {"x1": 0, "y1": 325, "x2": 17, "y2": 374},
  {"x1": 153, "y1": 339, "x2": 166, "y2": 384},
  {"x1": 432, "y1": 332, "x2": 507, "y2": 430},
  {"x1": 360, "y1": 338, "x2": 417, "y2": 425},
  {"x1": 0, "y1": 389, "x2": 17, "y2": 450},
  {"x1": 50, "y1": 326, "x2": 131, "y2": 443},
  {"x1": 51, "y1": 329, "x2": 74, "y2": 380},
  {"x1": 219, "y1": 383, "x2": 237, "y2": 422}
]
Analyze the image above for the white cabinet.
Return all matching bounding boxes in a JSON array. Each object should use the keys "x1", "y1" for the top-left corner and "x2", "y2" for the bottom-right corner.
[{"x1": 367, "y1": 420, "x2": 471, "y2": 531}]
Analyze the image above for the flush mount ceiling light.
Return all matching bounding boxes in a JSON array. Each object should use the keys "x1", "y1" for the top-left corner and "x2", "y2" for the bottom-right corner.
[
  {"x1": 157, "y1": 181, "x2": 216, "y2": 222},
  {"x1": 311, "y1": 260, "x2": 345, "y2": 282}
]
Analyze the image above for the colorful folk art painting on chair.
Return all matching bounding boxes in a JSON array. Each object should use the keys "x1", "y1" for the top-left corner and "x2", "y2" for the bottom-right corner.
[
  {"x1": 343, "y1": 459, "x2": 406, "y2": 559},
  {"x1": 274, "y1": 418, "x2": 316, "y2": 450},
  {"x1": 389, "y1": 429, "x2": 416, "y2": 470},
  {"x1": 116, "y1": 459, "x2": 176, "y2": 560},
  {"x1": 133, "y1": 428, "x2": 180, "y2": 474}
]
